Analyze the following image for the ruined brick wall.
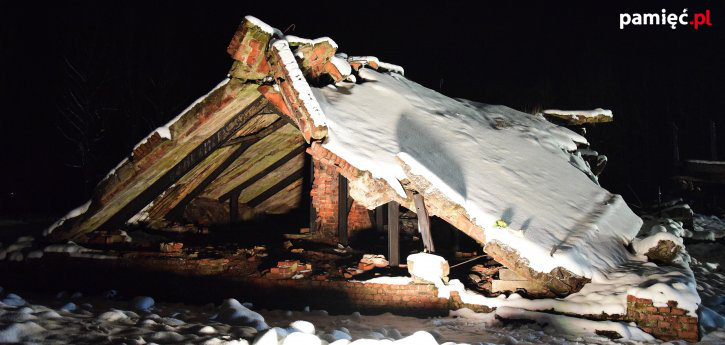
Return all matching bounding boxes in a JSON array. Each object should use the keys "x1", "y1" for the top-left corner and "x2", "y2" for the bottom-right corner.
[
  {"x1": 310, "y1": 156, "x2": 372, "y2": 243},
  {"x1": 248, "y1": 278, "x2": 493, "y2": 315},
  {"x1": 626, "y1": 295, "x2": 698, "y2": 342},
  {"x1": 311, "y1": 157, "x2": 339, "y2": 239},
  {"x1": 348, "y1": 202, "x2": 372, "y2": 235}
]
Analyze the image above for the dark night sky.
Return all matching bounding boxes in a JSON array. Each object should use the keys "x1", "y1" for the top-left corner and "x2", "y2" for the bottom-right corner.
[{"x1": 1, "y1": 1, "x2": 724, "y2": 218}]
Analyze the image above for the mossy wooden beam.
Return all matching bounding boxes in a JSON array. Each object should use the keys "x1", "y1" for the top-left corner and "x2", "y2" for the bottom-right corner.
[
  {"x1": 218, "y1": 145, "x2": 307, "y2": 202},
  {"x1": 203, "y1": 124, "x2": 304, "y2": 199},
  {"x1": 48, "y1": 82, "x2": 267, "y2": 242},
  {"x1": 246, "y1": 168, "x2": 304, "y2": 207}
]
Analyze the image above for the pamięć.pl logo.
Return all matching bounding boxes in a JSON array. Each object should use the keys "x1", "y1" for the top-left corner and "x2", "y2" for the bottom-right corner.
[{"x1": 620, "y1": 9, "x2": 712, "y2": 29}]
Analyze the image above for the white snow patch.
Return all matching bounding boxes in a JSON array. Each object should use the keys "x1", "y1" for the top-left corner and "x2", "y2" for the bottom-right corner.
[
  {"x1": 358, "y1": 277, "x2": 412, "y2": 285},
  {"x1": 281, "y1": 332, "x2": 320, "y2": 345},
  {"x1": 215, "y1": 298, "x2": 268, "y2": 331},
  {"x1": 97, "y1": 310, "x2": 129, "y2": 322},
  {"x1": 377, "y1": 61, "x2": 405, "y2": 75},
  {"x1": 495, "y1": 307, "x2": 654, "y2": 342},
  {"x1": 131, "y1": 296, "x2": 155, "y2": 312},
  {"x1": 0, "y1": 236, "x2": 34, "y2": 260},
  {"x1": 244, "y1": 15, "x2": 276, "y2": 35},
  {"x1": 330, "y1": 56, "x2": 352, "y2": 77},
  {"x1": 285, "y1": 35, "x2": 338, "y2": 49},
  {"x1": 289, "y1": 320, "x2": 315, "y2": 334},
  {"x1": 0, "y1": 321, "x2": 45, "y2": 343},
  {"x1": 272, "y1": 40, "x2": 327, "y2": 127},
  {"x1": 43, "y1": 241, "x2": 117, "y2": 259},
  {"x1": 543, "y1": 108, "x2": 613, "y2": 119},
  {"x1": 632, "y1": 231, "x2": 683, "y2": 255},
  {"x1": 690, "y1": 213, "x2": 725, "y2": 240},
  {"x1": 407, "y1": 253, "x2": 449, "y2": 298},
  {"x1": 43, "y1": 200, "x2": 91, "y2": 236},
  {"x1": 1, "y1": 294, "x2": 26, "y2": 307},
  {"x1": 347, "y1": 56, "x2": 380, "y2": 66}
]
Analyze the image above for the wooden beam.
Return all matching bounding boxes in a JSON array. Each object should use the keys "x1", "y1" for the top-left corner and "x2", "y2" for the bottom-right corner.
[
  {"x1": 338, "y1": 173, "x2": 349, "y2": 246},
  {"x1": 220, "y1": 118, "x2": 287, "y2": 148},
  {"x1": 307, "y1": 154, "x2": 316, "y2": 233},
  {"x1": 96, "y1": 96, "x2": 268, "y2": 232},
  {"x1": 246, "y1": 168, "x2": 304, "y2": 207},
  {"x1": 165, "y1": 136, "x2": 256, "y2": 221},
  {"x1": 218, "y1": 145, "x2": 307, "y2": 202},
  {"x1": 164, "y1": 112, "x2": 293, "y2": 221},
  {"x1": 413, "y1": 193, "x2": 435, "y2": 253},
  {"x1": 375, "y1": 204, "x2": 385, "y2": 233},
  {"x1": 388, "y1": 201, "x2": 400, "y2": 267}
]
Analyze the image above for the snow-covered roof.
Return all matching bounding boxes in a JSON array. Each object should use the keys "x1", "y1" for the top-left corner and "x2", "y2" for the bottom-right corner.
[{"x1": 312, "y1": 68, "x2": 641, "y2": 282}]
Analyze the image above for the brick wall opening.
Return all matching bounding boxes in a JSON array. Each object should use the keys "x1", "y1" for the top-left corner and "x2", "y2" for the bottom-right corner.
[{"x1": 310, "y1": 156, "x2": 372, "y2": 243}]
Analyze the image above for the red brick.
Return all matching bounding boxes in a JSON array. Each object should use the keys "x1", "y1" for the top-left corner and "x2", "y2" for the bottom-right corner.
[
  {"x1": 671, "y1": 308, "x2": 686, "y2": 315},
  {"x1": 677, "y1": 330, "x2": 698, "y2": 341},
  {"x1": 658, "y1": 307, "x2": 671, "y2": 313}
]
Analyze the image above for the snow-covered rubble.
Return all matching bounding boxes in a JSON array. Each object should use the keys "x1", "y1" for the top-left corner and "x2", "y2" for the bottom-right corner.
[
  {"x1": 690, "y1": 214, "x2": 725, "y2": 241},
  {"x1": 0, "y1": 237, "x2": 117, "y2": 262}
]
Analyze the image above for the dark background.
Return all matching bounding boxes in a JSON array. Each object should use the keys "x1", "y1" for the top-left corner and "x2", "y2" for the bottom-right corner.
[{"x1": 1, "y1": 1, "x2": 723, "y2": 219}]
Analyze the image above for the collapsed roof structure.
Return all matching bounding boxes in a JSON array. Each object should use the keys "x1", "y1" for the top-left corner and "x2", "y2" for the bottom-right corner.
[{"x1": 44, "y1": 15, "x2": 698, "y2": 321}]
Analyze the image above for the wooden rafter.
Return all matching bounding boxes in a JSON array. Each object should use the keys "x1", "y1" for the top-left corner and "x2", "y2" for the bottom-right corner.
[
  {"x1": 94, "y1": 96, "x2": 269, "y2": 233},
  {"x1": 388, "y1": 201, "x2": 400, "y2": 267},
  {"x1": 220, "y1": 117, "x2": 287, "y2": 148},
  {"x1": 413, "y1": 193, "x2": 435, "y2": 252},
  {"x1": 218, "y1": 145, "x2": 307, "y2": 202},
  {"x1": 246, "y1": 168, "x2": 305, "y2": 207},
  {"x1": 164, "y1": 113, "x2": 290, "y2": 221}
]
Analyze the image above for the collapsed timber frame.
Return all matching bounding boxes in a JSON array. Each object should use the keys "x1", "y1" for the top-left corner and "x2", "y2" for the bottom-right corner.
[{"x1": 48, "y1": 16, "x2": 623, "y2": 299}]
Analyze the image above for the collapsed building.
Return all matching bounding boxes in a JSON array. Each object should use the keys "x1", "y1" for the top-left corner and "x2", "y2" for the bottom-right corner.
[{"x1": 23, "y1": 16, "x2": 701, "y2": 342}]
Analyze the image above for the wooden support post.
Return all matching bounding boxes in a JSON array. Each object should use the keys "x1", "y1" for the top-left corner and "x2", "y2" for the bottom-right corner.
[
  {"x1": 375, "y1": 205, "x2": 385, "y2": 233},
  {"x1": 307, "y1": 154, "x2": 316, "y2": 233},
  {"x1": 338, "y1": 173, "x2": 349, "y2": 246},
  {"x1": 388, "y1": 201, "x2": 400, "y2": 267},
  {"x1": 413, "y1": 193, "x2": 435, "y2": 253},
  {"x1": 230, "y1": 190, "x2": 240, "y2": 223}
]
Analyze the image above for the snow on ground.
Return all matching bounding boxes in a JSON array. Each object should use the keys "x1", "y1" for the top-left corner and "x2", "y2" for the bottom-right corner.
[
  {"x1": 0, "y1": 289, "x2": 663, "y2": 345},
  {"x1": 686, "y1": 211, "x2": 725, "y2": 341},
  {"x1": 542, "y1": 108, "x2": 613, "y2": 119},
  {"x1": 43, "y1": 200, "x2": 91, "y2": 236},
  {"x1": 689, "y1": 214, "x2": 725, "y2": 241},
  {"x1": 0, "y1": 238, "x2": 118, "y2": 262}
]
